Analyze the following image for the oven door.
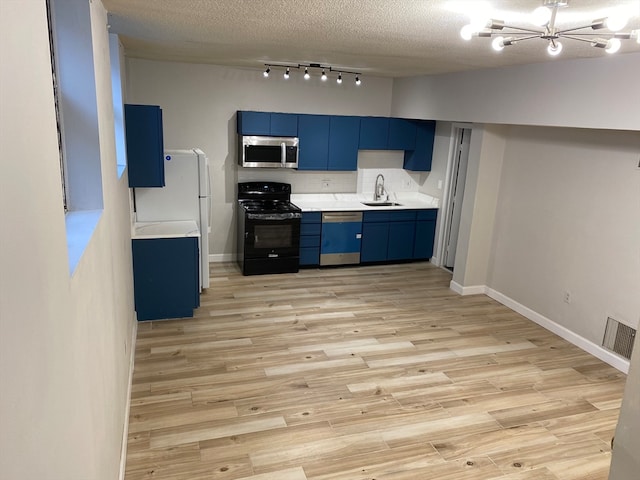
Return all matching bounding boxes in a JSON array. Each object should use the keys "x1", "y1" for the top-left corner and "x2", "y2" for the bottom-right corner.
[{"x1": 244, "y1": 216, "x2": 301, "y2": 260}]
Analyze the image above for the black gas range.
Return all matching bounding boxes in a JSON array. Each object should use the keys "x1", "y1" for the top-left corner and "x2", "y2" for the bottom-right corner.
[{"x1": 237, "y1": 182, "x2": 302, "y2": 275}]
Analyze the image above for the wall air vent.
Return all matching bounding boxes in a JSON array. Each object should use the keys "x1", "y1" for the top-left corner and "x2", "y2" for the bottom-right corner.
[{"x1": 602, "y1": 317, "x2": 636, "y2": 360}]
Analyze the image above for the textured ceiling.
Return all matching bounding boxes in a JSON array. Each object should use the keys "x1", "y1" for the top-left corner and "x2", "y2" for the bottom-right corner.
[{"x1": 103, "y1": 0, "x2": 640, "y2": 77}]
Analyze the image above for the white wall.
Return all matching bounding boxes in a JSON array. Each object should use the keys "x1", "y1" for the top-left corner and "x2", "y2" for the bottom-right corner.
[
  {"x1": 488, "y1": 126, "x2": 640, "y2": 339},
  {"x1": 0, "y1": 1, "x2": 135, "y2": 478},
  {"x1": 391, "y1": 53, "x2": 640, "y2": 131},
  {"x1": 126, "y1": 59, "x2": 395, "y2": 256}
]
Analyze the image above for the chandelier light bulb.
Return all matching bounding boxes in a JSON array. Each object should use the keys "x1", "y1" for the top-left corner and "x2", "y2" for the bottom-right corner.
[
  {"x1": 355, "y1": 76, "x2": 361, "y2": 86},
  {"x1": 460, "y1": 24, "x2": 476, "y2": 41},
  {"x1": 605, "y1": 38, "x2": 622, "y2": 54},
  {"x1": 263, "y1": 66, "x2": 270, "y2": 78},
  {"x1": 492, "y1": 36, "x2": 505, "y2": 51},
  {"x1": 531, "y1": 6, "x2": 552, "y2": 26},
  {"x1": 337, "y1": 73, "x2": 342, "y2": 84},
  {"x1": 304, "y1": 67, "x2": 310, "y2": 80},
  {"x1": 547, "y1": 41, "x2": 563, "y2": 56},
  {"x1": 283, "y1": 67, "x2": 290, "y2": 79},
  {"x1": 605, "y1": 14, "x2": 628, "y2": 32},
  {"x1": 321, "y1": 69, "x2": 327, "y2": 81}
]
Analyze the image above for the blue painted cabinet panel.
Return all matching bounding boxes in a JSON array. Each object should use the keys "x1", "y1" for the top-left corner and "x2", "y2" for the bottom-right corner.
[
  {"x1": 404, "y1": 120, "x2": 436, "y2": 171},
  {"x1": 414, "y1": 210, "x2": 438, "y2": 259},
  {"x1": 359, "y1": 117, "x2": 390, "y2": 150},
  {"x1": 298, "y1": 114, "x2": 331, "y2": 170},
  {"x1": 388, "y1": 118, "x2": 417, "y2": 150},
  {"x1": 132, "y1": 237, "x2": 199, "y2": 321},
  {"x1": 125, "y1": 104, "x2": 164, "y2": 187},
  {"x1": 270, "y1": 113, "x2": 298, "y2": 136},
  {"x1": 299, "y1": 212, "x2": 321, "y2": 266},
  {"x1": 328, "y1": 116, "x2": 360, "y2": 171},
  {"x1": 388, "y1": 221, "x2": 416, "y2": 261},
  {"x1": 361, "y1": 222, "x2": 389, "y2": 262},
  {"x1": 237, "y1": 111, "x2": 270, "y2": 135}
]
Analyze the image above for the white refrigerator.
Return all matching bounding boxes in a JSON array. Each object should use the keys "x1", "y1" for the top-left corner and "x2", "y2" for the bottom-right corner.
[{"x1": 135, "y1": 148, "x2": 211, "y2": 289}]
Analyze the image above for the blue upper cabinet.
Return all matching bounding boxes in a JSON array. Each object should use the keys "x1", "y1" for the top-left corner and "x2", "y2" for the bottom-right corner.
[
  {"x1": 359, "y1": 117, "x2": 389, "y2": 150},
  {"x1": 388, "y1": 118, "x2": 417, "y2": 150},
  {"x1": 404, "y1": 120, "x2": 436, "y2": 171},
  {"x1": 298, "y1": 114, "x2": 331, "y2": 170},
  {"x1": 237, "y1": 111, "x2": 298, "y2": 136},
  {"x1": 125, "y1": 104, "x2": 165, "y2": 187},
  {"x1": 328, "y1": 116, "x2": 360, "y2": 171},
  {"x1": 270, "y1": 113, "x2": 298, "y2": 136}
]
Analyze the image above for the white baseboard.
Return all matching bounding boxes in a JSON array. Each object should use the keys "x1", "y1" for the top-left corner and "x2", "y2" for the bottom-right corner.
[
  {"x1": 119, "y1": 319, "x2": 138, "y2": 480},
  {"x1": 449, "y1": 282, "x2": 630, "y2": 374},
  {"x1": 450, "y1": 281, "x2": 486, "y2": 296},
  {"x1": 209, "y1": 253, "x2": 236, "y2": 263}
]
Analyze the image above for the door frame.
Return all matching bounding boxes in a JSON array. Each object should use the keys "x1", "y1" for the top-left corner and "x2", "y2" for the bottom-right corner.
[{"x1": 434, "y1": 122, "x2": 473, "y2": 268}]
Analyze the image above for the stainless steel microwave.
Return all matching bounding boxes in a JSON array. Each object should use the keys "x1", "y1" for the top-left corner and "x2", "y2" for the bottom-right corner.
[{"x1": 238, "y1": 136, "x2": 299, "y2": 168}]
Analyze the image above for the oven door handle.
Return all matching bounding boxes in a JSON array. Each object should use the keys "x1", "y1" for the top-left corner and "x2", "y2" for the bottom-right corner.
[{"x1": 281, "y1": 142, "x2": 286, "y2": 166}]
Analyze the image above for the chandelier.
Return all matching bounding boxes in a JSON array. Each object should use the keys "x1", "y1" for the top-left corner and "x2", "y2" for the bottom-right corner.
[
  {"x1": 263, "y1": 63, "x2": 362, "y2": 85},
  {"x1": 460, "y1": 0, "x2": 640, "y2": 56}
]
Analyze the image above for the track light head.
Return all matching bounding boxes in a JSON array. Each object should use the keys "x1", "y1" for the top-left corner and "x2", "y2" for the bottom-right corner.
[
  {"x1": 284, "y1": 67, "x2": 290, "y2": 79},
  {"x1": 355, "y1": 76, "x2": 361, "y2": 86},
  {"x1": 321, "y1": 69, "x2": 327, "y2": 81},
  {"x1": 263, "y1": 66, "x2": 270, "y2": 78},
  {"x1": 337, "y1": 73, "x2": 342, "y2": 84},
  {"x1": 304, "y1": 67, "x2": 310, "y2": 80}
]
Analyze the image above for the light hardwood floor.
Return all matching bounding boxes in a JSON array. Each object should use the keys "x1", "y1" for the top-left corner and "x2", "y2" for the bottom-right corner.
[{"x1": 125, "y1": 262, "x2": 626, "y2": 480}]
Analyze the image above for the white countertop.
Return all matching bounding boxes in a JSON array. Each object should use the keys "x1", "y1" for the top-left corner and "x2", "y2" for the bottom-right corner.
[
  {"x1": 133, "y1": 220, "x2": 200, "y2": 239},
  {"x1": 290, "y1": 192, "x2": 439, "y2": 212}
]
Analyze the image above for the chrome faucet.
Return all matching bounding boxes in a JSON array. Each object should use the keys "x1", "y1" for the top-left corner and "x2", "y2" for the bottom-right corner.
[{"x1": 374, "y1": 174, "x2": 387, "y2": 201}]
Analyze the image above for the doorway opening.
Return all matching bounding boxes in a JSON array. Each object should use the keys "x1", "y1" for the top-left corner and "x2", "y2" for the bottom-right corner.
[{"x1": 442, "y1": 126, "x2": 471, "y2": 271}]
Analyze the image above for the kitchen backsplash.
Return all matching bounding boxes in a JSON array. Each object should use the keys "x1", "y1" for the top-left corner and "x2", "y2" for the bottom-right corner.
[{"x1": 236, "y1": 150, "x2": 423, "y2": 194}]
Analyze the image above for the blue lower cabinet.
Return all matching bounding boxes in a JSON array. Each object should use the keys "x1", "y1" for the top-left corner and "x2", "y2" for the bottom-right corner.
[
  {"x1": 361, "y1": 222, "x2": 389, "y2": 262},
  {"x1": 132, "y1": 237, "x2": 199, "y2": 321},
  {"x1": 414, "y1": 209, "x2": 438, "y2": 260},
  {"x1": 299, "y1": 212, "x2": 322, "y2": 266},
  {"x1": 388, "y1": 221, "x2": 416, "y2": 260}
]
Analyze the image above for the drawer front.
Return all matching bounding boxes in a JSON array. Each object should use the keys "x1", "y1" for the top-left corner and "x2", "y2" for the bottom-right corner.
[
  {"x1": 300, "y1": 223, "x2": 321, "y2": 236},
  {"x1": 363, "y1": 211, "x2": 390, "y2": 223},
  {"x1": 389, "y1": 210, "x2": 416, "y2": 222},
  {"x1": 417, "y1": 209, "x2": 438, "y2": 221},
  {"x1": 301, "y1": 212, "x2": 322, "y2": 223},
  {"x1": 300, "y1": 235, "x2": 320, "y2": 248},
  {"x1": 300, "y1": 247, "x2": 320, "y2": 265}
]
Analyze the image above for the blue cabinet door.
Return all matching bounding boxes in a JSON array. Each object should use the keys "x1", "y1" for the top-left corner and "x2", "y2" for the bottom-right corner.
[
  {"x1": 388, "y1": 118, "x2": 417, "y2": 150},
  {"x1": 298, "y1": 114, "x2": 330, "y2": 170},
  {"x1": 388, "y1": 221, "x2": 416, "y2": 260},
  {"x1": 414, "y1": 210, "x2": 438, "y2": 259},
  {"x1": 125, "y1": 104, "x2": 164, "y2": 187},
  {"x1": 404, "y1": 120, "x2": 436, "y2": 171},
  {"x1": 132, "y1": 237, "x2": 199, "y2": 321},
  {"x1": 328, "y1": 116, "x2": 360, "y2": 171},
  {"x1": 361, "y1": 222, "x2": 389, "y2": 262},
  {"x1": 359, "y1": 117, "x2": 389, "y2": 150},
  {"x1": 237, "y1": 111, "x2": 270, "y2": 135},
  {"x1": 271, "y1": 113, "x2": 298, "y2": 136}
]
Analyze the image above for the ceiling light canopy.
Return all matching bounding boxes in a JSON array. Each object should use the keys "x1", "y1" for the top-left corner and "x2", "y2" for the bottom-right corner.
[
  {"x1": 460, "y1": 0, "x2": 638, "y2": 57},
  {"x1": 263, "y1": 63, "x2": 362, "y2": 85}
]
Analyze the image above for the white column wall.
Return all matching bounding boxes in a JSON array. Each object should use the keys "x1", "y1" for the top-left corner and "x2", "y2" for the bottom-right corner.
[{"x1": 0, "y1": 1, "x2": 135, "y2": 478}]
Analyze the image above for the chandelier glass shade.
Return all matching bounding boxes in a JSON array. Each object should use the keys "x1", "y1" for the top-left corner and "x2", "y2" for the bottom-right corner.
[{"x1": 460, "y1": 0, "x2": 639, "y2": 56}]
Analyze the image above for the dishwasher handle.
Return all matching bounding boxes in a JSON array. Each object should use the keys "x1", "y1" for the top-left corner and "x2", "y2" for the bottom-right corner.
[{"x1": 322, "y1": 212, "x2": 363, "y2": 223}]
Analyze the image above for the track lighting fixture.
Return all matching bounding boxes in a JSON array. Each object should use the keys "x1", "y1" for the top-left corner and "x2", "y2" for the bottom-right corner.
[
  {"x1": 460, "y1": 0, "x2": 639, "y2": 57},
  {"x1": 262, "y1": 63, "x2": 362, "y2": 85}
]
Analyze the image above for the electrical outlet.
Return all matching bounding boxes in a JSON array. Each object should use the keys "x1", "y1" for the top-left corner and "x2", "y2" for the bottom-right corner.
[
  {"x1": 438, "y1": 180, "x2": 443, "y2": 189},
  {"x1": 321, "y1": 180, "x2": 330, "y2": 190},
  {"x1": 403, "y1": 179, "x2": 412, "y2": 189},
  {"x1": 563, "y1": 291, "x2": 571, "y2": 304}
]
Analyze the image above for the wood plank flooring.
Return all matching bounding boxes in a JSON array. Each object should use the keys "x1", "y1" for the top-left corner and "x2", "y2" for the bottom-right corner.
[{"x1": 125, "y1": 262, "x2": 626, "y2": 480}]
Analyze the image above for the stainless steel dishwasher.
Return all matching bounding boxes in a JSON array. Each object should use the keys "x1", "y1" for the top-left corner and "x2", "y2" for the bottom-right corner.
[{"x1": 320, "y1": 212, "x2": 363, "y2": 266}]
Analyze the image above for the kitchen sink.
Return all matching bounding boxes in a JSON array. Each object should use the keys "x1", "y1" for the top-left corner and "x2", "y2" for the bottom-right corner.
[{"x1": 361, "y1": 202, "x2": 403, "y2": 207}]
